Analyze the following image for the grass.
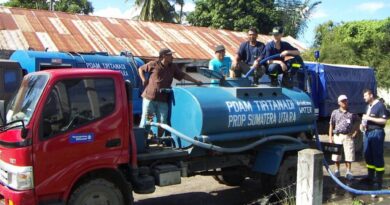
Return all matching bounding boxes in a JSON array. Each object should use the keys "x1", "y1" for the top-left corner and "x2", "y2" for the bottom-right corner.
[{"x1": 351, "y1": 199, "x2": 365, "y2": 205}]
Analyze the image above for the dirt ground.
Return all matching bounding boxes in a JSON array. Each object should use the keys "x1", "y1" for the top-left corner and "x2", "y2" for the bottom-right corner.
[
  {"x1": 134, "y1": 127, "x2": 390, "y2": 205},
  {"x1": 134, "y1": 176, "x2": 266, "y2": 205}
]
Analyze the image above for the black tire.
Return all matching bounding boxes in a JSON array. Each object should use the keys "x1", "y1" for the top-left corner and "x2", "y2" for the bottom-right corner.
[
  {"x1": 261, "y1": 156, "x2": 298, "y2": 194},
  {"x1": 68, "y1": 178, "x2": 128, "y2": 205},
  {"x1": 275, "y1": 156, "x2": 297, "y2": 188},
  {"x1": 213, "y1": 167, "x2": 246, "y2": 186}
]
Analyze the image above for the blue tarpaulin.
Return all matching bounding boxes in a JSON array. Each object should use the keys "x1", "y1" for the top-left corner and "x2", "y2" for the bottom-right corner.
[{"x1": 303, "y1": 62, "x2": 376, "y2": 117}]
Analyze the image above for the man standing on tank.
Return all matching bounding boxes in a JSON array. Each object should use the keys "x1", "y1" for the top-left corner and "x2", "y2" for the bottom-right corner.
[
  {"x1": 138, "y1": 48, "x2": 202, "y2": 137},
  {"x1": 209, "y1": 45, "x2": 232, "y2": 77}
]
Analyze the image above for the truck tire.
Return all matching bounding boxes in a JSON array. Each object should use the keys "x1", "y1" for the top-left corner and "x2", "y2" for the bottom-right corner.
[
  {"x1": 261, "y1": 156, "x2": 297, "y2": 194},
  {"x1": 68, "y1": 178, "x2": 128, "y2": 205},
  {"x1": 275, "y1": 156, "x2": 297, "y2": 188},
  {"x1": 213, "y1": 167, "x2": 245, "y2": 186}
]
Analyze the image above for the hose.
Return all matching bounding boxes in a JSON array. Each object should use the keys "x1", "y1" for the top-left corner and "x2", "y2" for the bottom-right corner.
[
  {"x1": 243, "y1": 54, "x2": 281, "y2": 78},
  {"x1": 147, "y1": 122, "x2": 303, "y2": 153},
  {"x1": 313, "y1": 121, "x2": 390, "y2": 195},
  {"x1": 148, "y1": 121, "x2": 390, "y2": 195}
]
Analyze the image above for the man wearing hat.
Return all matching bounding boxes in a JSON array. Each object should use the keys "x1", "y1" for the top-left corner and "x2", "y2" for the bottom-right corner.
[
  {"x1": 329, "y1": 94, "x2": 359, "y2": 180},
  {"x1": 138, "y1": 48, "x2": 202, "y2": 136},
  {"x1": 231, "y1": 27, "x2": 265, "y2": 80},
  {"x1": 264, "y1": 26, "x2": 301, "y2": 87},
  {"x1": 209, "y1": 44, "x2": 232, "y2": 77}
]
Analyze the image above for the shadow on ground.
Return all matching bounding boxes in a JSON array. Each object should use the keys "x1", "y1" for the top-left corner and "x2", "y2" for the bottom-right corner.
[{"x1": 135, "y1": 180, "x2": 267, "y2": 205}]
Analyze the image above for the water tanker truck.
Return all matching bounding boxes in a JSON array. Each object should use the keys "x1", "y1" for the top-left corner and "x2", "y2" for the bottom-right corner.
[{"x1": 0, "y1": 68, "x2": 315, "y2": 205}]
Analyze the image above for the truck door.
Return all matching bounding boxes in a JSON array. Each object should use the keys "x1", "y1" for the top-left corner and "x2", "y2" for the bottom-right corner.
[{"x1": 32, "y1": 77, "x2": 126, "y2": 197}]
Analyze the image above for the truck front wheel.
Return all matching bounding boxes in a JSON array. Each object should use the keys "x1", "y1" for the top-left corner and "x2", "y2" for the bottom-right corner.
[
  {"x1": 68, "y1": 178, "x2": 126, "y2": 205},
  {"x1": 213, "y1": 166, "x2": 246, "y2": 186}
]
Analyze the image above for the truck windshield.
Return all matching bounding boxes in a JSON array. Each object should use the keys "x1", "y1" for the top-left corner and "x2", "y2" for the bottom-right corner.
[{"x1": 6, "y1": 74, "x2": 49, "y2": 125}]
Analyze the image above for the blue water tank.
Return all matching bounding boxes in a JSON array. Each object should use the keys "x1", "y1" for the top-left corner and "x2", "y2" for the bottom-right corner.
[
  {"x1": 170, "y1": 86, "x2": 316, "y2": 148},
  {"x1": 10, "y1": 50, "x2": 145, "y2": 115}
]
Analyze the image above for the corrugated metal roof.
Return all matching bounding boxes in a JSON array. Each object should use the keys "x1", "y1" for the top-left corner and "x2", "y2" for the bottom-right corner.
[{"x1": 0, "y1": 6, "x2": 307, "y2": 60}]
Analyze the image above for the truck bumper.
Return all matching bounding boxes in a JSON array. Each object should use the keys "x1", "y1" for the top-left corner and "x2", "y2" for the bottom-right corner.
[{"x1": 0, "y1": 184, "x2": 35, "y2": 205}]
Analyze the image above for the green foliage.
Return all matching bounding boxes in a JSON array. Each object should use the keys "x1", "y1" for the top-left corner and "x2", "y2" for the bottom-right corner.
[
  {"x1": 275, "y1": 0, "x2": 322, "y2": 37},
  {"x1": 133, "y1": 0, "x2": 176, "y2": 23},
  {"x1": 187, "y1": 0, "x2": 320, "y2": 37},
  {"x1": 304, "y1": 18, "x2": 390, "y2": 89},
  {"x1": 55, "y1": 0, "x2": 94, "y2": 14},
  {"x1": 4, "y1": 0, "x2": 48, "y2": 10},
  {"x1": 187, "y1": 0, "x2": 277, "y2": 33},
  {"x1": 3, "y1": 0, "x2": 94, "y2": 14}
]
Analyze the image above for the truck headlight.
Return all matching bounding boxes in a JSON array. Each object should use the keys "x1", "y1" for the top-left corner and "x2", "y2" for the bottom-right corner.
[
  {"x1": 0, "y1": 160, "x2": 34, "y2": 190},
  {"x1": 8, "y1": 170, "x2": 34, "y2": 190}
]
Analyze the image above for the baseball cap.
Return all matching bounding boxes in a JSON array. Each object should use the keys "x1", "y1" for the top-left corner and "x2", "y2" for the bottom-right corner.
[
  {"x1": 159, "y1": 48, "x2": 174, "y2": 57},
  {"x1": 270, "y1": 26, "x2": 284, "y2": 35},
  {"x1": 215, "y1": 45, "x2": 225, "y2": 52},
  {"x1": 338, "y1": 95, "x2": 348, "y2": 102}
]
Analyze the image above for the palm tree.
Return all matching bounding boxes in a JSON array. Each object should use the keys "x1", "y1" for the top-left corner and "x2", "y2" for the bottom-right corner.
[
  {"x1": 175, "y1": 0, "x2": 184, "y2": 24},
  {"x1": 126, "y1": 0, "x2": 176, "y2": 23},
  {"x1": 276, "y1": 0, "x2": 321, "y2": 38}
]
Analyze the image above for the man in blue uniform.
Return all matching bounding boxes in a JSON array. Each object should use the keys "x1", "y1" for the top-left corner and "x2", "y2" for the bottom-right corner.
[
  {"x1": 231, "y1": 28, "x2": 265, "y2": 80},
  {"x1": 264, "y1": 26, "x2": 301, "y2": 87},
  {"x1": 209, "y1": 45, "x2": 232, "y2": 77},
  {"x1": 361, "y1": 89, "x2": 389, "y2": 189}
]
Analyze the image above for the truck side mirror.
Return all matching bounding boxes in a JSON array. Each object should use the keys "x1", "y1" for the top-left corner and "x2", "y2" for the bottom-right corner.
[{"x1": 125, "y1": 80, "x2": 133, "y2": 102}]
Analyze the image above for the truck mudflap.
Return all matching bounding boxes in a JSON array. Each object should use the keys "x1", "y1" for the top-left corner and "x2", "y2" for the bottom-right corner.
[
  {"x1": 252, "y1": 141, "x2": 308, "y2": 175},
  {"x1": 0, "y1": 184, "x2": 35, "y2": 205}
]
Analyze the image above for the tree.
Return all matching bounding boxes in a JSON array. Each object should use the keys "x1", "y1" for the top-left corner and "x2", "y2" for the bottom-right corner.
[
  {"x1": 3, "y1": 0, "x2": 94, "y2": 14},
  {"x1": 175, "y1": 0, "x2": 184, "y2": 23},
  {"x1": 303, "y1": 18, "x2": 390, "y2": 89},
  {"x1": 187, "y1": 0, "x2": 278, "y2": 33},
  {"x1": 130, "y1": 0, "x2": 176, "y2": 23},
  {"x1": 55, "y1": 0, "x2": 94, "y2": 14},
  {"x1": 4, "y1": 0, "x2": 48, "y2": 10},
  {"x1": 186, "y1": 0, "x2": 320, "y2": 37},
  {"x1": 275, "y1": 0, "x2": 321, "y2": 37}
]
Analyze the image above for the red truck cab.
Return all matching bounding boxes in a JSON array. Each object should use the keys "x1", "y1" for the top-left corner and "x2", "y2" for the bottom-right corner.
[{"x1": 0, "y1": 69, "x2": 136, "y2": 205}]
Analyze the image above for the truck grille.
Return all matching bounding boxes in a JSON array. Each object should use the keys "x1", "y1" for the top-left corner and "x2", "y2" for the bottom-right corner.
[{"x1": 0, "y1": 168, "x2": 8, "y2": 185}]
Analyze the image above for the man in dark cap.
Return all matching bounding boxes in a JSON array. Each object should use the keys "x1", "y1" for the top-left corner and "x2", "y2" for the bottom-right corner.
[
  {"x1": 264, "y1": 26, "x2": 301, "y2": 87},
  {"x1": 208, "y1": 44, "x2": 232, "y2": 77},
  {"x1": 231, "y1": 28, "x2": 265, "y2": 79},
  {"x1": 138, "y1": 48, "x2": 202, "y2": 136}
]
